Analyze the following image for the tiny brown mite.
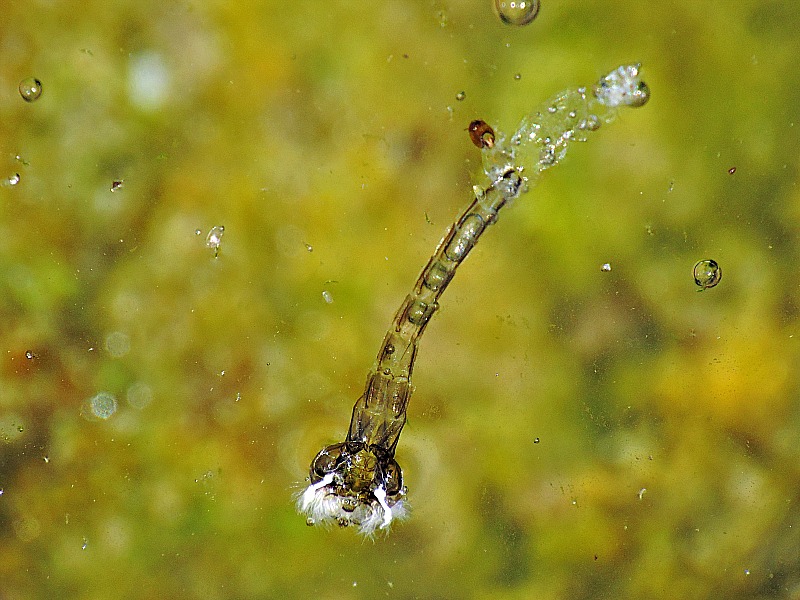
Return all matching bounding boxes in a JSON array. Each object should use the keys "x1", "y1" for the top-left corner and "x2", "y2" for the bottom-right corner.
[{"x1": 468, "y1": 120, "x2": 495, "y2": 149}]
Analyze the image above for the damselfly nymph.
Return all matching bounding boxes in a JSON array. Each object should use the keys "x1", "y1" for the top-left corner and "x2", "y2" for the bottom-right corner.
[{"x1": 297, "y1": 64, "x2": 650, "y2": 536}]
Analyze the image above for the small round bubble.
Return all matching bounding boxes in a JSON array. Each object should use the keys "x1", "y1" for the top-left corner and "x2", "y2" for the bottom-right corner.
[
  {"x1": 693, "y1": 259, "x2": 722, "y2": 290},
  {"x1": 127, "y1": 382, "x2": 153, "y2": 410},
  {"x1": 494, "y1": 0, "x2": 540, "y2": 26},
  {"x1": 19, "y1": 77, "x2": 43, "y2": 102},
  {"x1": 105, "y1": 331, "x2": 131, "y2": 358}
]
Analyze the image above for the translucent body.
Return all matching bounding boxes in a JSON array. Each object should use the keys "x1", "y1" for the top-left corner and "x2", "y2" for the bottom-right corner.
[{"x1": 297, "y1": 64, "x2": 650, "y2": 536}]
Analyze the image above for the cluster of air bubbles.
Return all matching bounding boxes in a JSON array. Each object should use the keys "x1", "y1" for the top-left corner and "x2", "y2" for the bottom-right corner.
[
  {"x1": 600, "y1": 263, "x2": 612, "y2": 272},
  {"x1": 81, "y1": 392, "x2": 118, "y2": 421},
  {"x1": 110, "y1": 180, "x2": 124, "y2": 192},
  {"x1": 205, "y1": 225, "x2": 225, "y2": 257},
  {"x1": 494, "y1": 0, "x2": 540, "y2": 26},
  {"x1": 693, "y1": 259, "x2": 722, "y2": 290},
  {"x1": 593, "y1": 64, "x2": 650, "y2": 108},
  {"x1": 19, "y1": 77, "x2": 43, "y2": 102}
]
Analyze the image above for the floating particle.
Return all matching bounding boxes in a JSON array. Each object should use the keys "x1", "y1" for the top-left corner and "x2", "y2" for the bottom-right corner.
[
  {"x1": 305, "y1": 243, "x2": 313, "y2": 252},
  {"x1": 693, "y1": 259, "x2": 722, "y2": 290},
  {"x1": 81, "y1": 392, "x2": 118, "y2": 421},
  {"x1": 2, "y1": 173, "x2": 21, "y2": 187},
  {"x1": 728, "y1": 167, "x2": 737, "y2": 174},
  {"x1": 0, "y1": 414, "x2": 25, "y2": 443},
  {"x1": 494, "y1": 0, "x2": 540, "y2": 26},
  {"x1": 638, "y1": 488, "x2": 646, "y2": 500},
  {"x1": 81, "y1": 537, "x2": 88, "y2": 550},
  {"x1": 25, "y1": 350, "x2": 37, "y2": 359},
  {"x1": 110, "y1": 179, "x2": 124, "y2": 192},
  {"x1": 533, "y1": 437, "x2": 540, "y2": 444},
  {"x1": 322, "y1": 290, "x2": 333, "y2": 304},
  {"x1": 600, "y1": 263, "x2": 612, "y2": 272},
  {"x1": 205, "y1": 225, "x2": 225, "y2": 257},
  {"x1": 468, "y1": 120, "x2": 495, "y2": 149},
  {"x1": 455, "y1": 91, "x2": 466, "y2": 101},
  {"x1": 19, "y1": 77, "x2": 43, "y2": 102}
]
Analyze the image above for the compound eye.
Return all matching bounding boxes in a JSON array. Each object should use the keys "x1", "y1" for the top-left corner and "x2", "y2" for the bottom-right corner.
[
  {"x1": 381, "y1": 459, "x2": 404, "y2": 498},
  {"x1": 310, "y1": 443, "x2": 347, "y2": 481}
]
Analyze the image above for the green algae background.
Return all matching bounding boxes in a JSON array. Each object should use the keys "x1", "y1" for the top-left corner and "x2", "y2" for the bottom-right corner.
[{"x1": 1, "y1": 1, "x2": 799, "y2": 598}]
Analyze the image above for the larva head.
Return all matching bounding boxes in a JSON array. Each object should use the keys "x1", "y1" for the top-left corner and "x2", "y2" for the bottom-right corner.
[{"x1": 297, "y1": 442, "x2": 407, "y2": 536}]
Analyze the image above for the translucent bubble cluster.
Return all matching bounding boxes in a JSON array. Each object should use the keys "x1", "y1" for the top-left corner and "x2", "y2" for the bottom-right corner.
[
  {"x1": 494, "y1": 0, "x2": 540, "y2": 26},
  {"x1": 593, "y1": 64, "x2": 650, "y2": 108},
  {"x1": 19, "y1": 77, "x2": 43, "y2": 102}
]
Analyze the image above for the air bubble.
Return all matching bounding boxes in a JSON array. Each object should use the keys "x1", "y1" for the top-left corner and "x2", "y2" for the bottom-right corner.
[
  {"x1": 81, "y1": 392, "x2": 118, "y2": 421},
  {"x1": 19, "y1": 77, "x2": 43, "y2": 102},
  {"x1": 105, "y1": 331, "x2": 131, "y2": 358},
  {"x1": 205, "y1": 226, "x2": 225, "y2": 257},
  {"x1": 127, "y1": 382, "x2": 153, "y2": 409},
  {"x1": 693, "y1": 259, "x2": 722, "y2": 290},
  {"x1": 25, "y1": 350, "x2": 36, "y2": 359},
  {"x1": 455, "y1": 91, "x2": 466, "y2": 101},
  {"x1": 494, "y1": 0, "x2": 540, "y2": 26}
]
